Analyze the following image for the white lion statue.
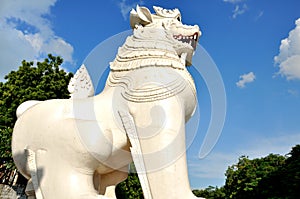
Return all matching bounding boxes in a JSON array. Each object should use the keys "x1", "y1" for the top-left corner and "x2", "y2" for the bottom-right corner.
[{"x1": 12, "y1": 5, "x2": 202, "y2": 199}]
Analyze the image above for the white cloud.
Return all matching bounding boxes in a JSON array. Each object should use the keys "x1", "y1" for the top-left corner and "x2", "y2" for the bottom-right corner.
[
  {"x1": 189, "y1": 153, "x2": 236, "y2": 179},
  {"x1": 0, "y1": 0, "x2": 74, "y2": 80},
  {"x1": 117, "y1": 0, "x2": 144, "y2": 20},
  {"x1": 274, "y1": 18, "x2": 300, "y2": 80},
  {"x1": 255, "y1": 11, "x2": 264, "y2": 21},
  {"x1": 236, "y1": 72, "x2": 256, "y2": 88},
  {"x1": 287, "y1": 89, "x2": 299, "y2": 96},
  {"x1": 223, "y1": 0, "x2": 244, "y2": 4},
  {"x1": 232, "y1": 4, "x2": 248, "y2": 19},
  {"x1": 223, "y1": 0, "x2": 248, "y2": 19}
]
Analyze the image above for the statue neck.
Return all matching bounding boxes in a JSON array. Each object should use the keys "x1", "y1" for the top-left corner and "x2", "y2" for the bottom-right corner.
[{"x1": 106, "y1": 28, "x2": 196, "y2": 103}]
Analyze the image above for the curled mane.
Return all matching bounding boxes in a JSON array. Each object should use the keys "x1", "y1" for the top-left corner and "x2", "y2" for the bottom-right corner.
[{"x1": 110, "y1": 28, "x2": 185, "y2": 71}]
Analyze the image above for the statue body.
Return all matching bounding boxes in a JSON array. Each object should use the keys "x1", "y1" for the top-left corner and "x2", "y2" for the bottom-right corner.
[{"x1": 12, "y1": 6, "x2": 202, "y2": 199}]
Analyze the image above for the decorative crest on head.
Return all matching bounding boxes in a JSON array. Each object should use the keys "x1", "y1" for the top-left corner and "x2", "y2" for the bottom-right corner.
[
  {"x1": 153, "y1": 6, "x2": 181, "y2": 18},
  {"x1": 130, "y1": 5, "x2": 183, "y2": 29},
  {"x1": 130, "y1": 5, "x2": 153, "y2": 28}
]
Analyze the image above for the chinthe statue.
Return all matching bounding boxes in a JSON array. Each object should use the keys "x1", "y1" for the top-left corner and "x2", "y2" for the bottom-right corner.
[{"x1": 12, "y1": 5, "x2": 203, "y2": 199}]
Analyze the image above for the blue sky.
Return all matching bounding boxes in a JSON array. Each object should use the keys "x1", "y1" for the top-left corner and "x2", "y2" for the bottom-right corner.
[{"x1": 1, "y1": 0, "x2": 300, "y2": 189}]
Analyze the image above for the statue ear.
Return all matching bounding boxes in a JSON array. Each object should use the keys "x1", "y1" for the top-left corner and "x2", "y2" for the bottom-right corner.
[{"x1": 130, "y1": 5, "x2": 152, "y2": 29}]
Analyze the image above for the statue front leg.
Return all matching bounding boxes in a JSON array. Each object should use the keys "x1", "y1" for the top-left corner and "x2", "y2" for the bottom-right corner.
[{"x1": 125, "y1": 97, "x2": 199, "y2": 199}]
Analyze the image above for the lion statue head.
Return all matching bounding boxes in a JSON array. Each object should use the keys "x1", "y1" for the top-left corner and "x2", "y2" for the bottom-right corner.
[{"x1": 110, "y1": 5, "x2": 201, "y2": 71}]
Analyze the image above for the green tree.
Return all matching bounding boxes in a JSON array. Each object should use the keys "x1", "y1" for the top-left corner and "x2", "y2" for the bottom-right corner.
[
  {"x1": 257, "y1": 145, "x2": 300, "y2": 199},
  {"x1": 193, "y1": 145, "x2": 300, "y2": 199},
  {"x1": 224, "y1": 154, "x2": 285, "y2": 199},
  {"x1": 284, "y1": 144, "x2": 300, "y2": 198},
  {"x1": 0, "y1": 54, "x2": 73, "y2": 184},
  {"x1": 115, "y1": 163, "x2": 144, "y2": 199},
  {"x1": 193, "y1": 186, "x2": 226, "y2": 198}
]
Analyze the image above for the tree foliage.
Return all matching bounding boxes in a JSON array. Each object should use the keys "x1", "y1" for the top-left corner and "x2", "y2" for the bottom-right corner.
[
  {"x1": 115, "y1": 163, "x2": 144, "y2": 199},
  {"x1": 224, "y1": 154, "x2": 286, "y2": 199},
  {"x1": 284, "y1": 144, "x2": 300, "y2": 198},
  {"x1": 192, "y1": 186, "x2": 225, "y2": 199},
  {"x1": 193, "y1": 145, "x2": 300, "y2": 199},
  {"x1": 116, "y1": 172, "x2": 144, "y2": 199},
  {"x1": 0, "y1": 54, "x2": 73, "y2": 183},
  {"x1": 256, "y1": 145, "x2": 300, "y2": 199}
]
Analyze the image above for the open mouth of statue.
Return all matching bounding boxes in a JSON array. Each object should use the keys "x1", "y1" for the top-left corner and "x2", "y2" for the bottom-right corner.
[{"x1": 173, "y1": 32, "x2": 199, "y2": 50}]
